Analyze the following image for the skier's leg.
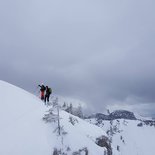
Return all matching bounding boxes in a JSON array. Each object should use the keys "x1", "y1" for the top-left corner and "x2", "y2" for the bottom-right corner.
[
  {"x1": 41, "y1": 91, "x2": 44, "y2": 100},
  {"x1": 47, "y1": 95, "x2": 49, "y2": 102},
  {"x1": 44, "y1": 95, "x2": 47, "y2": 104}
]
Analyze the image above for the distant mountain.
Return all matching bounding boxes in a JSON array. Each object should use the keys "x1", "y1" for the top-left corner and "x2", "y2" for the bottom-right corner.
[
  {"x1": 86, "y1": 113, "x2": 110, "y2": 120},
  {"x1": 86, "y1": 110, "x2": 136, "y2": 120},
  {"x1": 109, "y1": 110, "x2": 136, "y2": 120}
]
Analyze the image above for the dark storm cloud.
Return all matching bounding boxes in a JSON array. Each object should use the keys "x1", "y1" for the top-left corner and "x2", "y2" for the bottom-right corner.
[{"x1": 0, "y1": 0, "x2": 155, "y2": 116}]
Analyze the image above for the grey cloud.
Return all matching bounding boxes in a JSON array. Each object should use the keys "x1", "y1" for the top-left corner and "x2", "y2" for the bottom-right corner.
[{"x1": 0, "y1": 0, "x2": 155, "y2": 117}]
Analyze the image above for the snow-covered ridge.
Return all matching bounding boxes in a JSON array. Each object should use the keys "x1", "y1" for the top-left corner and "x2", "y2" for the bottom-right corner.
[
  {"x1": 0, "y1": 81, "x2": 119, "y2": 155},
  {"x1": 1, "y1": 80, "x2": 155, "y2": 155},
  {"x1": 0, "y1": 80, "x2": 51, "y2": 155}
]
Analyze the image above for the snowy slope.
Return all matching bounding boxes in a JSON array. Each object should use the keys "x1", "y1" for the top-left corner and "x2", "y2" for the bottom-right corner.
[
  {"x1": 1, "y1": 80, "x2": 155, "y2": 155},
  {"x1": 0, "y1": 81, "x2": 119, "y2": 155},
  {"x1": 0, "y1": 80, "x2": 51, "y2": 155},
  {"x1": 86, "y1": 118, "x2": 155, "y2": 155},
  {"x1": 44, "y1": 109, "x2": 113, "y2": 155}
]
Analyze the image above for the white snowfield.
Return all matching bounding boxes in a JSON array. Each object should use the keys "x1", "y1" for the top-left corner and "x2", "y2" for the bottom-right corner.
[
  {"x1": 0, "y1": 80, "x2": 117, "y2": 155},
  {"x1": 2, "y1": 80, "x2": 154, "y2": 155},
  {"x1": 0, "y1": 80, "x2": 51, "y2": 155},
  {"x1": 87, "y1": 118, "x2": 155, "y2": 155}
]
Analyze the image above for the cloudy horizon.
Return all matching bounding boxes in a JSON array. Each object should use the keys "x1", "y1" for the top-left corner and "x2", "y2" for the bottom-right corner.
[{"x1": 0, "y1": 0, "x2": 155, "y2": 117}]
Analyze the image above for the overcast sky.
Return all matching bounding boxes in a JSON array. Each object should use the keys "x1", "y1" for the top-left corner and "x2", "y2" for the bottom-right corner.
[{"x1": 0, "y1": 0, "x2": 155, "y2": 117}]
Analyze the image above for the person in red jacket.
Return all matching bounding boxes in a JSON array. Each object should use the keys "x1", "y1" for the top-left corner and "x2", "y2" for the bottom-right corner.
[{"x1": 38, "y1": 83, "x2": 46, "y2": 100}]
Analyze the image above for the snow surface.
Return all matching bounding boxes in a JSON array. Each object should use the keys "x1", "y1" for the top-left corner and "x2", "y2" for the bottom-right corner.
[
  {"x1": 0, "y1": 80, "x2": 51, "y2": 155},
  {"x1": 3, "y1": 80, "x2": 153, "y2": 155},
  {"x1": 0, "y1": 80, "x2": 118, "y2": 155},
  {"x1": 87, "y1": 118, "x2": 155, "y2": 155}
]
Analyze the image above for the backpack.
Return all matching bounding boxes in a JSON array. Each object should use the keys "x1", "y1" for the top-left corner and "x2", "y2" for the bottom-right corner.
[{"x1": 48, "y1": 88, "x2": 52, "y2": 94}]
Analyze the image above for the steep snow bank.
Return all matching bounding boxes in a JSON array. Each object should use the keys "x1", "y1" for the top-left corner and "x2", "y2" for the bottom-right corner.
[
  {"x1": 47, "y1": 110, "x2": 107, "y2": 154},
  {"x1": 0, "y1": 80, "x2": 51, "y2": 155},
  {"x1": 0, "y1": 81, "x2": 118, "y2": 155}
]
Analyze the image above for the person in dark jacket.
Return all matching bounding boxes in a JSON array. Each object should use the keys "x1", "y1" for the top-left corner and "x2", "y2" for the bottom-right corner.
[
  {"x1": 38, "y1": 83, "x2": 46, "y2": 100},
  {"x1": 44, "y1": 86, "x2": 52, "y2": 104}
]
